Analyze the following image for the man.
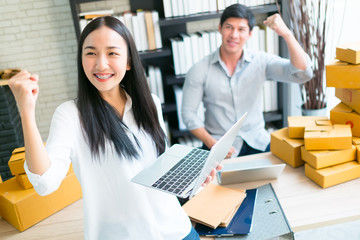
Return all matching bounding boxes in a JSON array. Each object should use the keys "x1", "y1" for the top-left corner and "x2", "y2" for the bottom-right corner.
[{"x1": 181, "y1": 4, "x2": 312, "y2": 157}]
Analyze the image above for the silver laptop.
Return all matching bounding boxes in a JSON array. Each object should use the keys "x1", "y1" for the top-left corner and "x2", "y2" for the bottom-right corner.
[
  {"x1": 131, "y1": 112, "x2": 247, "y2": 199},
  {"x1": 217, "y1": 158, "x2": 286, "y2": 185}
]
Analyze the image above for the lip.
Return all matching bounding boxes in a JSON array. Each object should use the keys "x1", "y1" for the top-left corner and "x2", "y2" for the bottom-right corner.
[
  {"x1": 93, "y1": 73, "x2": 114, "y2": 82},
  {"x1": 227, "y1": 40, "x2": 239, "y2": 47}
]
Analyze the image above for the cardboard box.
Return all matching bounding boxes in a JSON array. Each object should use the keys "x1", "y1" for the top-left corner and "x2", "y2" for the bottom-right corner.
[
  {"x1": 357, "y1": 145, "x2": 360, "y2": 163},
  {"x1": 326, "y1": 60, "x2": 360, "y2": 88},
  {"x1": 0, "y1": 174, "x2": 2, "y2": 183},
  {"x1": 8, "y1": 152, "x2": 25, "y2": 175},
  {"x1": 353, "y1": 137, "x2": 360, "y2": 145},
  {"x1": 301, "y1": 146, "x2": 356, "y2": 169},
  {"x1": 335, "y1": 88, "x2": 360, "y2": 114},
  {"x1": 330, "y1": 102, "x2": 360, "y2": 137},
  {"x1": 287, "y1": 116, "x2": 329, "y2": 138},
  {"x1": 15, "y1": 174, "x2": 33, "y2": 190},
  {"x1": 271, "y1": 128, "x2": 304, "y2": 167},
  {"x1": 0, "y1": 172, "x2": 82, "y2": 231},
  {"x1": 336, "y1": 42, "x2": 360, "y2": 64},
  {"x1": 305, "y1": 161, "x2": 360, "y2": 188},
  {"x1": 304, "y1": 124, "x2": 352, "y2": 150}
]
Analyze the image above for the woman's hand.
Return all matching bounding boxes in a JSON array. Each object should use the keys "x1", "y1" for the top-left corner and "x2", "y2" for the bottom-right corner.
[
  {"x1": 202, "y1": 164, "x2": 223, "y2": 187},
  {"x1": 8, "y1": 70, "x2": 39, "y2": 116}
]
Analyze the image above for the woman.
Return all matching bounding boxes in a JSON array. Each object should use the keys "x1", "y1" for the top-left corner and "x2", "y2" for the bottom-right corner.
[{"x1": 9, "y1": 16, "x2": 218, "y2": 239}]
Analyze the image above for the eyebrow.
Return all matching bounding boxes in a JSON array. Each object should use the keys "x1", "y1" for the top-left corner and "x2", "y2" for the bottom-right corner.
[{"x1": 84, "y1": 46, "x2": 121, "y2": 50}]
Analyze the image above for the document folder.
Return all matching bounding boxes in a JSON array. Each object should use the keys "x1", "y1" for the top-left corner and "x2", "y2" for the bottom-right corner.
[
  {"x1": 195, "y1": 188, "x2": 257, "y2": 236},
  {"x1": 214, "y1": 183, "x2": 294, "y2": 240}
]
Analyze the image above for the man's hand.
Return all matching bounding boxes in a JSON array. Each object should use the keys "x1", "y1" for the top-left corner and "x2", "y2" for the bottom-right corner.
[
  {"x1": 263, "y1": 13, "x2": 292, "y2": 38},
  {"x1": 202, "y1": 164, "x2": 224, "y2": 187}
]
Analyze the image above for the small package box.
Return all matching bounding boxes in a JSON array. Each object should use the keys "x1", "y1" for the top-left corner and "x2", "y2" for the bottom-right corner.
[
  {"x1": 271, "y1": 128, "x2": 304, "y2": 167},
  {"x1": 301, "y1": 146, "x2": 356, "y2": 169},
  {"x1": 330, "y1": 102, "x2": 360, "y2": 137},
  {"x1": 0, "y1": 171, "x2": 82, "y2": 231},
  {"x1": 0, "y1": 174, "x2": 2, "y2": 183},
  {"x1": 15, "y1": 174, "x2": 33, "y2": 190},
  {"x1": 305, "y1": 161, "x2": 360, "y2": 188},
  {"x1": 326, "y1": 60, "x2": 360, "y2": 88},
  {"x1": 336, "y1": 42, "x2": 360, "y2": 64},
  {"x1": 304, "y1": 124, "x2": 352, "y2": 150},
  {"x1": 335, "y1": 88, "x2": 360, "y2": 114},
  {"x1": 287, "y1": 116, "x2": 329, "y2": 139},
  {"x1": 8, "y1": 150, "x2": 26, "y2": 175}
]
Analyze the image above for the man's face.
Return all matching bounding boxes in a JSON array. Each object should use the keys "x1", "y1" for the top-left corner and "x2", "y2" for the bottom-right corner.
[{"x1": 219, "y1": 17, "x2": 252, "y2": 55}]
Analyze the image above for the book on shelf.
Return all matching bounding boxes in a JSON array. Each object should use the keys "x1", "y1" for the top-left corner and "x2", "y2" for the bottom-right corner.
[
  {"x1": 163, "y1": 0, "x2": 173, "y2": 18},
  {"x1": 131, "y1": 15, "x2": 143, "y2": 51},
  {"x1": 170, "y1": 37, "x2": 182, "y2": 75},
  {"x1": 147, "y1": 66, "x2": 165, "y2": 104},
  {"x1": 144, "y1": 11, "x2": 156, "y2": 50},
  {"x1": 123, "y1": 12, "x2": 134, "y2": 39},
  {"x1": 152, "y1": 10, "x2": 163, "y2": 49},
  {"x1": 136, "y1": 10, "x2": 149, "y2": 51}
]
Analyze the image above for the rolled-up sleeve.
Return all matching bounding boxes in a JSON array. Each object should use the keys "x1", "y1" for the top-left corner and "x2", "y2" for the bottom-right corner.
[
  {"x1": 181, "y1": 63, "x2": 206, "y2": 130},
  {"x1": 25, "y1": 102, "x2": 74, "y2": 196},
  {"x1": 266, "y1": 53, "x2": 313, "y2": 84}
]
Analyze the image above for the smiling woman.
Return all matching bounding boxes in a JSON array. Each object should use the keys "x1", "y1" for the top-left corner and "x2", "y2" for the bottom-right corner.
[{"x1": 7, "y1": 16, "x2": 209, "y2": 240}]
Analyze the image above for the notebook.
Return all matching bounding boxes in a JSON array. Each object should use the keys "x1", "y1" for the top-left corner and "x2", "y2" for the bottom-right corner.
[
  {"x1": 217, "y1": 159, "x2": 286, "y2": 185},
  {"x1": 195, "y1": 188, "x2": 257, "y2": 236},
  {"x1": 131, "y1": 112, "x2": 247, "y2": 199}
]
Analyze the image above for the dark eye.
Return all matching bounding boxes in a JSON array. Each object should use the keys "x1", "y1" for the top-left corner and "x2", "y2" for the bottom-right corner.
[
  {"x1": 85, "y1": 52, "x2": 95, "y2": 55},
  {"x1": 109, "y1": 52, "x2": 119, "y2": 56}
]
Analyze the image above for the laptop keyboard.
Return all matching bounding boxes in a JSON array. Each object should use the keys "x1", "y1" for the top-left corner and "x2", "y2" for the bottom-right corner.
[{"x1": 152, "y1": 148, "x2": 210, "y2": 195}]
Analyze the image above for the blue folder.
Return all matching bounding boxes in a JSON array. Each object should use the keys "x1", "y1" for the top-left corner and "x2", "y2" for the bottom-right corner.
[{"x1": 195, "y1": 188, "x2": 257, "y2": 237}]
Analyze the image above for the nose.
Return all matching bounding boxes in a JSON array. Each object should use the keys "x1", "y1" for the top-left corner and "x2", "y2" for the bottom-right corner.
[
  {"x1": 96, "y1": 54, "x2": 109, "y2": 70},
  {"x1": 230, "y1": 29, "x2": 239, "y2": 38}
]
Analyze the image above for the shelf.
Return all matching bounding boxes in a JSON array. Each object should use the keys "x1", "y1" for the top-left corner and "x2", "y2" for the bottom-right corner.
[
  {"x1": 138, "y1": 47, "x2": 172, "y2": 60},
  {"x1": 159, "y1": 4, "x2": 278, "y2": 26},
  {"x1": 74, "y1": 0, "x2": 101, "y2": 4},
  {"x1": 263, "y1": 111, "x2": 283, "y2": 122},
  {"x1": 165, "y1": 75, "x2": 185, "y2": 85},
  {"x1": 161, "y1": 103, "x2": 177, "y2": 114}
]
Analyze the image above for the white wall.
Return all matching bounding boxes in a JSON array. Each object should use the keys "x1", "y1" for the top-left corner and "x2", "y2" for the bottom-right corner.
[{"x1": 0, "y1": 0, "x2": 129, "y2": 139}]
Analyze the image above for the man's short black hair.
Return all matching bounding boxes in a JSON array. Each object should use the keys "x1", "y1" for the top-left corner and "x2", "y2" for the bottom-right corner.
[{"x1": 220, "y1": 4, "x2": 256, "y2": 31}]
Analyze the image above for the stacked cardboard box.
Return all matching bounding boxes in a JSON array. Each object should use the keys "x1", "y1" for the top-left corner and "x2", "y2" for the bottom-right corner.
[
  {"x1": 0, "y1": 146, "x2": 81, "y2": 231},
  {"x1": 271, "y1": 116, "x2": 360, "y2": 188}
]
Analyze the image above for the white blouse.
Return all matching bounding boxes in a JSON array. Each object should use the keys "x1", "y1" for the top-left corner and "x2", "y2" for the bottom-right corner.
[{"x1": 25, "y1": 94, "x2": 192, "y2": 240}]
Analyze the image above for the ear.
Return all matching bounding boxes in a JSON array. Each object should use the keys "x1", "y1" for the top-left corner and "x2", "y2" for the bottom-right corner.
[
  {"x1": 126, "y1": 63, "x2": 131, "y2": 71},
  {"x1": 218, "y1": 23, "x2": 222, "y2": 33},
  {"x1": 249, "y1": 29, "x2": 253, "y2": 37}
]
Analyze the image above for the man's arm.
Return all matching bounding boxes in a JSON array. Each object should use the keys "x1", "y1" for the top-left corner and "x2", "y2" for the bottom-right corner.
[{"x1": 264, "y1": 13, "x2": 308, "y2": 71}]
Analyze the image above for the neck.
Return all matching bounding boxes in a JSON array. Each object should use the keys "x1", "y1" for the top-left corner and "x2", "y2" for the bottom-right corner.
[
  {"x1": 101, "y1": 86, "x2": 127, "y2": 117},
  {"x1": 219, "y1": 46, "x2": 243, "y2": 76}
]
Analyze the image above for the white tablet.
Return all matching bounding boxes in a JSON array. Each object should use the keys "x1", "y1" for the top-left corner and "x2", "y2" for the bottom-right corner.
[{"x1": 217, "y1": 158, "x2": 286, "y2": 185}]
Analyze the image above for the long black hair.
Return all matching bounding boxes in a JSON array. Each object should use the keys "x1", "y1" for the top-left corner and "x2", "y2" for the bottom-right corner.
[{"x1": 77, "y1": 16, "x2": 166, "y2": 161}]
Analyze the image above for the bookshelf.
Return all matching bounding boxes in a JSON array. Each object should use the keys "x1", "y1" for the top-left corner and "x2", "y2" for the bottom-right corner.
[{"x1": 69, "y1": 0, "x2": 288, "y2": 144}]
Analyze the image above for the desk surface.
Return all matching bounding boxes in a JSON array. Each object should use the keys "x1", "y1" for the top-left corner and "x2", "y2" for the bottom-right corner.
[{"x1": 1, "y1": 152, "x2": 360, "y2": 239}]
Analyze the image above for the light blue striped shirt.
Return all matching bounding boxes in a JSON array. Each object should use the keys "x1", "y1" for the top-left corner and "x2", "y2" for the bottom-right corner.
[{"x1": 181, "y1": 48, "x2": 312, "y2": 154}]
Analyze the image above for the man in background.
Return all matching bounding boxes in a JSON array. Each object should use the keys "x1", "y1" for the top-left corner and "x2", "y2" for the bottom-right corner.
[{"x1": 181, "y1": 4, "x2": 312, "y2": 157}]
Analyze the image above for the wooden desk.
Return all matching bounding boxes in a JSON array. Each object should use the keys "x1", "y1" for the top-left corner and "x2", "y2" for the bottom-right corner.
[{"x1": 1, "y1": 152, "x2": 360, "y2": 239}]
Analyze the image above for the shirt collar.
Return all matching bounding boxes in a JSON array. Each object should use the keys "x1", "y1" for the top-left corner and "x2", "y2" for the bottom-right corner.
[{"x1": 211, "y1": 47, "x2": 252, "y2": 65}]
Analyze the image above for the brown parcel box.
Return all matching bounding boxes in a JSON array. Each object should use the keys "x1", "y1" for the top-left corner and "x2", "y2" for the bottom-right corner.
[
  {"x1": 287, "y1": 116, "x2": 329, "y2": 139},
  {"x1": 182, "y1": 183, "x2": 246, "y2": 229},
  {"x1": 326, "y1": 60, "x2": 360, "y2": 88},
  {"x1": 335, "y1": 88, "x2": 360, "y2": 114},
  {"x1": 330, "y1": 102, "x2": 360, "y2": 137},
  {"x1": 15, "y1": 174, "x2": 33, "y2": 190},
  {"x1": 8, "y1": 152, "x2": 26, "y2": 175},
  {"x1": 0, "y1": 171, "x2": 82, "y2": 231},
  {"x1": 304, "y1": 124, "x2": 352, "y2": 151},
  {"x1": 336, "y1": 42, "x2": 360, "y2": 64},
  {"x1": 305, "y1": 161, "x2": 360, "y2": 188},
  {"x1": 301, "y1": 145, "x2": 356, "y2": 169},
  {"x1": 270, "y1": 128, "x2": 304, "y2": 167}
]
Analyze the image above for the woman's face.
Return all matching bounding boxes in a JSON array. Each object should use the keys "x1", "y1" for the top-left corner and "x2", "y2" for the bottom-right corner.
[{"x1": 82, "y1": 26, "x2": 130, "y2": 97}]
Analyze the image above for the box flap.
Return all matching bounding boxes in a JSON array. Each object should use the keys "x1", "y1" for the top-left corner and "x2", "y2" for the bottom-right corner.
[
  {"x1": 353, "y1": 137, "x2": 360, "y2": 145},
  {"x1": 182, "y1": 183, "x2": 246, "y2": 229},
  {"x1": 315, "y1": 120, "x2": 332, "y2": 126},
  {"x1": 332, "y1": 102, "x2": 354, "y2": 113}
]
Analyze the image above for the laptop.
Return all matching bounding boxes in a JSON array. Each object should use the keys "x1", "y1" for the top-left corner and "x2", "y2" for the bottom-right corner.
[
  {"x1": 131, "y1": 112, "x2": 247, "y2": 199},
  {"x1": 217, "y1": 158, "x2": 285, "y2": 185}
]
